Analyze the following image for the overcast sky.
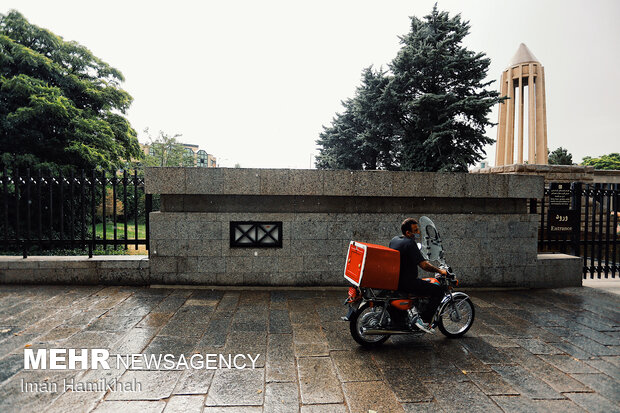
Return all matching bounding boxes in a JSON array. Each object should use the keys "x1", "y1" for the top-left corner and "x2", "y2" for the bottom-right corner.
[{"x1": 2, "y1": 0, "x2": 619, "y2": 168}]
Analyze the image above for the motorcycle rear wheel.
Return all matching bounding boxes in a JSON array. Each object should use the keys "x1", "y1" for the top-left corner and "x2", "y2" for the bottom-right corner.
[
  {"x1": 437, "y1": 297, "x2": 475, "y2": 338},
  {"x1": 349, "y1": 304, "x2": 390, "y2": 347}
]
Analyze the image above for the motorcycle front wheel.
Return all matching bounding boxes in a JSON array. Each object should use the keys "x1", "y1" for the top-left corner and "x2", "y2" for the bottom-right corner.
[
  {"x1": 437, "y1": 297, "x2": 475, "y2": 338},
  {"x1": 349, "y1": 304, "x2": 390, "y2": 347}
]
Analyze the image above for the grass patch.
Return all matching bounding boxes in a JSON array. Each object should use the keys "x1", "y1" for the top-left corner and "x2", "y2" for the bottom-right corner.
[{"x1": 95, "y1": 221, "x2": 146, "y2": 240}]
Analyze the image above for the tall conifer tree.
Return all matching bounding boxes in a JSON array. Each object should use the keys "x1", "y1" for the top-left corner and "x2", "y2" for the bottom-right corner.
[
  {"x1": 316, "y1": 67, "x2": 399, "y2": 170},
  {"x1": 317, "y1": 6, "x2": 499, "y2": 171}
]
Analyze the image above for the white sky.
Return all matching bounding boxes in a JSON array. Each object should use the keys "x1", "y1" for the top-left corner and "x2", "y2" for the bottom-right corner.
[{"x1": 2, "y1": 0, "x2": 619, "y2": 168}]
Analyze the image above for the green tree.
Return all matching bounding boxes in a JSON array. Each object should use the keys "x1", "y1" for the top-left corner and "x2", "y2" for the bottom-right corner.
[
  {"x1": 316, "y1": 67, "x2": 400, "y2": 170},
  {"x1": 0, "y1": 10, "x2": 142, "y2": 173},
  {"x1": 548, "y1": 147, "x2": 573, "y2": 165},
  {"x1": 316, "y1": 97, "x2": 365, "y2": 170},
  {"x1": 142, "y1": 128, "x2": 194, "y2": 167},
  {"x1": 316, "y1": 6, "x2": 499, "y2": 171},
  {"x1": 581, "y1": 153, "x2": 620, "y2": 170}
]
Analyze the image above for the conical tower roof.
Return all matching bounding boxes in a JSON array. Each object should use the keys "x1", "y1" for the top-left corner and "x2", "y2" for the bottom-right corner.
[{"x1": 508, "y1": 43, "x2": 539, "y2": 67}]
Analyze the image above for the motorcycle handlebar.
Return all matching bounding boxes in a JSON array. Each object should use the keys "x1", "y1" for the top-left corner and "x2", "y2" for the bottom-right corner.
[
  {"x1": 436, "y1": 266, "x2": 456, "y2": 279},
  {"x1": 437, "y1": 265, "x2": 454, "y2": 274}
]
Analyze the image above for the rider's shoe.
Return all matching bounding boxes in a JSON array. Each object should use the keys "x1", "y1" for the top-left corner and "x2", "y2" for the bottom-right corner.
[{"x1": 413, "y1": 317, "x2": 435, "y2": 334}]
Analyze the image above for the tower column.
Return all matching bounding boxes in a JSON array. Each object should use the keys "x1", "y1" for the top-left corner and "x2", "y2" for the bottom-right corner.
[
  {"x1": 541, "y1": 66, "x2": 548, "y2": 164},
  {"x1": 504, "y1": 68, "x2": 515, "y2": 165},
  {"x1": 528, "y1": 63, "x2": 536, "y2": 163},
  {"x1": 535, "y1": 65, "x2": 545, "y2": 164},
  {"x1": 517, "y1": 65, "x2": 524, "y2": 164},
  {"x1": 496, "y1": 72, "x2": 508, "y2": 166}
]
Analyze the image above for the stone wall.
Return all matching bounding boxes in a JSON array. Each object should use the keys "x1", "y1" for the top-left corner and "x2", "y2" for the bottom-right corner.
[
  {"x1": 592, "y1": 170, "x2": 620, "y2": 184},
  {"x1": 0, "y1": 256, "x2": 149, "y2": 285},
  {"x1": 535, "y1": 254, "x2": 582, "y2": 288},
  {"x1": 470, "y1": 164, "x2": 595, "y2": 183},
  {"x1": 149, "y1": 212, "x2": 540, "y2": 287},
  {"x1": 471, "y1": 164, "x2": 620, "y2": 184},
  {"x1": 146, "y1": 168, "x2": 555, "y2": 287}
]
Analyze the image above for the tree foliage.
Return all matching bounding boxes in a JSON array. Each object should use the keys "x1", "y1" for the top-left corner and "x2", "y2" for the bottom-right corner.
[
  {"x1": 548, "y1": 147, "x2": 573, "y2": 165},
  {"x1": 96, "y1": 187, "x2": 124, "y2": 217},
  {"x1": 581, "y1": 153, "x2": 620, "y2": 170},
  {"x1": 0, "y1": 10, "x2": 142, "y2": 173},
  {"x1": 142, "y1": 128, "x2": 194, "y2": 167},
  {"x1": 316, "y1": 67, "x2": 400, "y2": 170},
  {"x1": 316, "y1": 6, "x2": 499, "y2": 171}
]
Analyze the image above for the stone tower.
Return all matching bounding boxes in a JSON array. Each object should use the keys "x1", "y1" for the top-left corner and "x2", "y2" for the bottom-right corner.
[{"x1": 495, "y1": 43, "x2": 548, "y2": 166}]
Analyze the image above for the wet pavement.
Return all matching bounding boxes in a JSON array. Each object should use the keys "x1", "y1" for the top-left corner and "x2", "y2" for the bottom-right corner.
[{"x1": 0, "y1": 284, "x2": 618, "y2": 413}]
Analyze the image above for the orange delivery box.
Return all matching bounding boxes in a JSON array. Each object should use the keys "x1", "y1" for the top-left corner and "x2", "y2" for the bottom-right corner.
[{"x1": 343, "y1": 241, "x2": 400, "y2": 290}]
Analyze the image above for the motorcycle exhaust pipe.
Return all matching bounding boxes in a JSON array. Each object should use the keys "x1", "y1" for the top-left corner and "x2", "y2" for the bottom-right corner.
[{"x1": 361, "y1": 328, "x2": 411, "y2": 335}]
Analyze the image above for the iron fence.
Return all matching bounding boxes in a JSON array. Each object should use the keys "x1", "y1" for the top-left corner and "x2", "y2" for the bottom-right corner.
[
  {"x1": 534, "y1": 182, "x2": 619, "y2": 279},
  {"x1": 1, "y1": 168, "x2": 152, "y2": 258}
]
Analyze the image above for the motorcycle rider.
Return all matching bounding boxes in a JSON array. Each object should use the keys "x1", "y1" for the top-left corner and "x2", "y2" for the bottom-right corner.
[{"x1": 389, "y1": 218, "x2": 447, "y2": 333}]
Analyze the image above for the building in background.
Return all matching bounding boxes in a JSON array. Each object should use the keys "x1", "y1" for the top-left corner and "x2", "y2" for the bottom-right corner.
[
  {"x1": 139, "y1": 143, "x2": 217, "y2": 167},
  {"x1": 196, "y1": 149, "x2": 217, "y2": 168}
]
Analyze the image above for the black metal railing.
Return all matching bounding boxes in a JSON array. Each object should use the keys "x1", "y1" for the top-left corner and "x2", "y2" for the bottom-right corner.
[
  {"x1": 535, "y1": 182, "x2": 619, "y2": 279},
  {"x1": 1, "y1": 168, "x2": 152, "y2": 258}
]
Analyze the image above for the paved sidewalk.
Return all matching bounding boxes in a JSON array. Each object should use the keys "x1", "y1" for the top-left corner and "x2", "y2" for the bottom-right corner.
[
  {"x1": 0, "y1": 285, "x2": 618, "y2": 413},
  {"x1": 583, "y1": 277, "x2": 620, "y2": 296}
]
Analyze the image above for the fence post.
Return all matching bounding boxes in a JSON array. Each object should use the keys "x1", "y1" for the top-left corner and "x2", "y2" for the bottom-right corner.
[
  {"x1": 70, "y1": 171, "x2": 75, "y2": 249},
  {"x1": 540, "y1": 186, "x2": 547, "y2": 252},
  {"x1": 91, "y1": 170, "x2": 96, "y2": 252},
  {"x1": 102, "y1": 170, "x2": 106, "y2": 250},
  {"x1": 572, "y1": 182, "x2": 582, "y2": 259},
  {"x1": 3, "y1": 169, "x2": 8, "y2": 249},
  {"x1": 123, "y1": 170, "x2": 128, "y2": 250},
  {"x1": 26, "y1": 168, "x2": 31, "y2": 257},
  {"x1": 80, "y1": 170, "x2": 86, "y2": 251},
  {"x1": 49, "y1": 169, "x2": 53, "y2": 242},
  {"x1": 604, "y1": 184, "x2": 611, "y2": 278},
  {"x1": 134, "y1": 170, "x2": 138, "y2": 249},
  {"x1": 14, "y1": 168, "x2": 20, "y2": 248},
  {"x1": 59, "y1": 170, "x2": 64, "y2": 249},
  {"x1": 613, "y1": 184, "x2": 618, "y2": 278},
  {"x1": 112, "y1": 170, "x2": 117, "y2": 250},
  {"x1": 37, "y1": 169, "x2": 42, "y2": 249},
  {"x1": 145, "y1": 193, "x2": 152, "y2": 253}
]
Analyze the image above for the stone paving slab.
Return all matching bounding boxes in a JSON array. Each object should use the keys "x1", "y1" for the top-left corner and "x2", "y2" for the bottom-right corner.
[
  {"x1": 297, "y1": 356, "x2": 343, "y2": 404},
  {"x1": 205, "y1": 368, "x2": 265, "y2": 406},
  {"x1": 381, "y1": 367, "x2": 434, "y2": 402},
  {"x1": 566, "y1": 392, "x2": 620, "y2": 413},
  {"x1": 164, "y1": 395, "x2": 205, "y2": 412},
  {"x1": 491, "y1": 365, "x2": 564, "y2": 400},
  {"x1": 343, "y1": 380, "x2": 404, "y2": 412},
  {"x1": 0, "y1": 285, "x2": 619, "y2": 412},
  {"x1": 500, "y1": 347, "x2": 591, "y2": 393},
  {"x1": 491, "y1": 395, "x2": 586, "y2": 413},
  {"x1": 264, "y1": 381, "x2": 299, "y2": 413},
  {"x1": 433, "y1": 379, "x2": 504, "y2": 412},
  {"x1": 265, "y1": 333, "x2": 296, "y2": 383}
]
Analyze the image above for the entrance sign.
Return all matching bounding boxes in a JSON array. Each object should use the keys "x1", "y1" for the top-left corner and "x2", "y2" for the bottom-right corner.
[{"x1": 547, "y1": 210, "x2": 578, "y2": 234}]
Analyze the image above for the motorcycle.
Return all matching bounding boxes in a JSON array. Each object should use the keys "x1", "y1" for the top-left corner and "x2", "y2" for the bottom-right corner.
[{"x1": 342, "y1": 216, "x2": 475, "y2": 347}]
